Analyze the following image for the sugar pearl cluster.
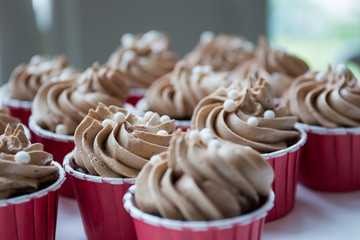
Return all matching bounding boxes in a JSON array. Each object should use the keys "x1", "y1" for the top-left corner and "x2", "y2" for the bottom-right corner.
[
  {"x1": 143, "y1": 111, "x2": 172, "y2": 136},
  {"x1": 101, "y1": 111, "x2": 127, "y2": 128},
  {"x1": 188, "y1": 128, "x2": 220, "y2": 150},
  {"x1": 121, "y1": 30, "x2": 166, "y2": 53},
  {"x1": 190, "y1": 65, "x2": 213, "y2": 82}
]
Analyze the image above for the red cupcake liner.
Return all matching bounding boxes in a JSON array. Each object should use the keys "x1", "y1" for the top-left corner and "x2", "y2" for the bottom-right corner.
[
  {"x1": 296, "y1": 123, "x2": 360, "y2": 192},
  {"x1": 1, "y1": 84, "x2": 32, "y2": 127},
  {"x1": 123, "y1": 185, "x2": 274, "y2": 240},
  {"x1": 262, "y1": 126, "x2": 307, "y2": 222},
  {"x1": 63, "y1": 152, "x2": 137, "y2": 240},
  {"x1": 29, "y1": 117, "x2": 75, "y2": 198},
  {"x1": 126, "y1": 88, "x2": 146, "y2": 106},
  {"x1": 0, "y1": 161, "x2": 65, "y2": 240}
]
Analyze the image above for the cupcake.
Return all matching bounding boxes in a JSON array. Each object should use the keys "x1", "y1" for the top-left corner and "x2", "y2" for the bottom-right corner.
[
  {"x1": 184, "y1": 31, "x2": 255, "y2": 71},
  {"x1": 1, "y1": 55, "x2": 73, "y2": 126},
  {"x1": 234, "y1": 37, "x2": 309, "y2": 98},
  {"x1": 107, "y1": 30, "x2": 178, "y2": 105},
  {"x1": 0, "y1": 108, "x2": 31, "y2": 140},
  {"x1": 144, "y1": 61, "x2": 233, "y2": 130},
  {"x1": 0, "y1": 124, "x2": 65, "y2": 240},
  {"x1": 29, "y1": 63, "x2": 129, "y2": 197},
  {"x1": 63, "y1": 103, "x2": 181, "y2": 240},
  {"x1": 283, "y1": 64, "x2": 360, "y2": 191},
  {"x1": 191, "y1": 77, "x2": 307, "y2": 221},
  {"x1": 124, "y1": 131, "x2": 274, "y2": 240}
]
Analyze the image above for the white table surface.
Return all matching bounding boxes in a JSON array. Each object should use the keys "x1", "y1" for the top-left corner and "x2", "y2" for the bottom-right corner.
[{"x1": 56, "y1": 184, "x2": 360, "y2": 240}]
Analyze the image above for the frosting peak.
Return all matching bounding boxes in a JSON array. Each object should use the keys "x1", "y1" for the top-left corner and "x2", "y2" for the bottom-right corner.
[
  {"x1": 107, "y1": 30, "x2": 178, "y2": 88},
  {"x1": 146, "y1": 61, "x2": 234, "y2": 119},
  {"x1": 192, "y1": 77, "x2": 300, "y2": 153},
  {"x1": 184, "y1": 33, "x2": 255, "y2": 71},
  {"x1": 32, "y1": 64, "x2": 129, "y2": 135},
  {"x1": 135, "y1": 131, "x2": 274, "y2": 220},
  {"x1": 9, "y1": 55, "x2": 70, "y2": 101},
  {"x1": 234, "y1": 37, "x2": 309, "y2": 97},
  {"x1": 283, "y1": 64, "x2": 360, "y2": 128},
  {"x1": 0, "y1": 125, "x2": 58, "y2": 199},
  {"x1": 74, "y1": 103, "x2": 181, "y2": 178}
]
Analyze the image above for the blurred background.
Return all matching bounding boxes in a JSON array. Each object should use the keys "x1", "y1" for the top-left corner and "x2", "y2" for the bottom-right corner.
[{"x1": 0, "y1": 0, "x2": 359, "y2": 85}]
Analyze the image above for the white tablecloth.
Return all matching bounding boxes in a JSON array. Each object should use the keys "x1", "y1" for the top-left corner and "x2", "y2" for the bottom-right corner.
[{"x1": 56, "y1": 184, "x2": 360, "y2": 240}]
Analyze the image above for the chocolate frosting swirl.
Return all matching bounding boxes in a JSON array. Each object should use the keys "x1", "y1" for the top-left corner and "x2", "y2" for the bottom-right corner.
[
  {"x1": 0, "y1": 125, "x2": 58, "y2": 199},
  {"x1": 74, "y1": 103, "x2": 181, "y2": 178},
  {"x1": 191, "y1": 77, "x2": 300, "y2": 153},
  {"x1": 283, "y1": 65, "x2": 360, "y2": 128},
  {"x1": 184, "y1": 32, "x2": 255, "y2": 71},
  {"x1": 146, "y1": 61, "x2": 233, "y2": 119},
  {"x1": 32, "y1": 64, "x2": 129, "y2": 135},
  {"x1": 0, "y1": 109, "x2": 20, "y2": 135},
  {"x1": 107, "y1": 30, "x2": 178, "y2": 88},
  {"x1": 234, "y1": 37, "x2": 309, "y2": 97},
  {"x1": 135, "y1": 131, "x2": 274, "y2": 221},
  {"x1": 8, "y1": 55, "x2": 69, "y2": 101}
]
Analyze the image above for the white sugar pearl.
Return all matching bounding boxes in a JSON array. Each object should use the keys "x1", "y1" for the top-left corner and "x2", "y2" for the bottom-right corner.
[
  {"x1": 144, "y1": 111, "x2": 154, "y2": 122},
  {"x1": 102, "y1": 119, "x2": 113, "y2": 127},
  {"x1": 55, "y1": 124, "x2": 67, "y2": 135},
  {"x1": 200, "y1": 31, "x2": 215, "y2": 43},
  {"x1": 149, "y1": 155, "x2": 162, "y2": 165},
  {"x1": 151, "y1": 41, "x2": 167, "y2": 53},
  {"x1": 188, "y1": 130, "x2": 201, "y2": 142},
  {"x1": 14, "y1": 151, "x2": 30, "y2": 164},
  {"x1": 120, "y1": 50, "x2": 136, "y2": 71},
  {"x1": 192, "y1": 66, "x2": 203, "y2": 75},
  {"x1": 160, "y1": 115, "x2": 171, "y2": 123},
  {"x1": 207, "y1": 139, "x2": 221, "y2": 149},
  {"x1": 157, "y1": 130, "x2": 168, "y2": 136},
  {"x1": 135, "y1": 40, "x2": 146, "y2": 50},
  {"x1": 316, "y1": 72, "x2": 326, "y2": 82},
  {"x1": 223, "y1": 99, "x2": 237, "y2": 112},
  {"x1": 200, "y1": 128, "x2": 213, "y2": 145},
  {"x1": 202, "y1": 65, "x2": 212, "y2": 73},
  {"x1": 144, "y1": 30, "x2": 160, "y2": 41},
  {"x1": 190, "y1": 73, "x2": 200, "y2": 82},
  {"x1": 30, "y1": 55, "x2": 44, "y2": 64},
  {"x1": 247, "y1": 117, "x2": 259, "y2": 126},
  {"x1": 336, "y1": 63, "x2": 347, "y2": 75},
  {"x1": 227, "y1": 90, "x2": 240, "y2": 100},
  {"x1": 114, "y1": 112, "x2": 126, "y2": 124},
  {"x1": 121, "y1": 33, "x2": 134, "y2": 47},
  {"x1": 214, "y1": 86, "x2": 226, "y2": 96},
  {"x1": 263, "y1": 110, "x2": 275, "y2": 119}
]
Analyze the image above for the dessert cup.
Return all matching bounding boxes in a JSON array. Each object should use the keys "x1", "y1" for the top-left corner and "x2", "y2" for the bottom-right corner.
[
  {"x1": 262, "y1": 126, "x2": 307, "y2": 222},
  {"x1": 124, "y1": 185, "x2": 274, "y2": 240},
  {"x1": 1, "y1": 83, "x2": 32, "y2": 127},
  {"x1": 296, "y1": 123, "x2": 360, "y2": 192},
  {"x1": 0, "y1": 161, "x2": 65, "y2": 240},
  {"x1": 29, "y1": 116, "x2": 75, "y2": 198},
  {"x1": 126, "y1": 88, "x2": 146, "y2": 106},
  {"x1": 64, "y1": 152, "x2": 137, "y2": 240}
]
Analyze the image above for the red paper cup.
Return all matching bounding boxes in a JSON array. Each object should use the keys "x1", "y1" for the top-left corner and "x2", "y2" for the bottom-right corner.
[
  {"x1": 126, "y1": 88, "x2": 146, "y2": 106},
  {"x1": 262, "y1": 126, "x2": 307, "y2": 222},
  {"x1": 1, "y1": 84, "x2": 32, "y2": 127},
  {"x1": 29, "y1": 116, "x2": 75, "y2": 198},
  {"x1": 0, "y1": 161, "x2": 65, "y2": 240},
  {"x1": 123, "y1": 185, "x2": 274, "y2": 240},
  {"x1": 296, "y1": 123, "x2": 360, "y2": 192},
  {"x1": 63, "y1": 152, "x2": 137, "y2": 240}
]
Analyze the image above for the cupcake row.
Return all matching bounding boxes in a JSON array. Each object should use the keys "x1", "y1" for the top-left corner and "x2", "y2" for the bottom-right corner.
[{"x1": 0, "y1": 30, "x2": 359, "y2": 240}]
